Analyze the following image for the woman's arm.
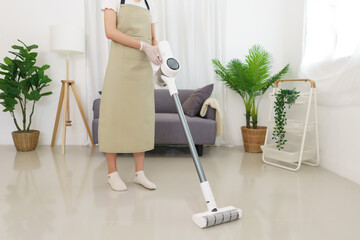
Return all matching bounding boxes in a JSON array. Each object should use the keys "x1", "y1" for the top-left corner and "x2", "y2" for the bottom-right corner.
[
  {"x1": 104, "y1": 9, "x2": 141, "y2": 50},
  {"x1": 151, "y1": 23, "x2": 158, "y2": 46}
]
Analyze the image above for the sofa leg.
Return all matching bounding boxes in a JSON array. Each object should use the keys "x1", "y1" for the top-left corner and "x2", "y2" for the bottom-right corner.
[{"x1": 195, "y1": 144, "x2": 203, "y2": 157}]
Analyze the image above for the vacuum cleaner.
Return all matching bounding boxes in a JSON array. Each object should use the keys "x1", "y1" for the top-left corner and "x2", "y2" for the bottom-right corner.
[{"x1": 153, "y1": 41, "x2": 242, "y2": 228}]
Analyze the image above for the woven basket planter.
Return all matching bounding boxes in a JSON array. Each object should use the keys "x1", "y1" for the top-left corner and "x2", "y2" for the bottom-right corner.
[
  {"x1": 11, "y1": 130, "x2": 40, "y2": 152},
  {"x1": 241, "y1": 126, "x2": 267, "y2": 153}
]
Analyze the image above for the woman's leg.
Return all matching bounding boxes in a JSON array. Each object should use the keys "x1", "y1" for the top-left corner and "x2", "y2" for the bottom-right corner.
[
  {"x1": 106, "y1": 153, "x2": 117, "y2": 174},
  {"x1": 106, "y1": 152, "x2": 127, "y2": 191},
  {"x1": 133, "y1": 152, "x2": 156, "y2": 190},
  {"x1": 133, "y1": 152, "x2": 145, "y2": 172}
]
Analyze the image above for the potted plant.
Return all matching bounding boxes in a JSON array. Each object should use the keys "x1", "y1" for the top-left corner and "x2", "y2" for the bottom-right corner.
[
  {"x1": 212, "y1": 44, "x2": 289, "y2": 152},
  {"x1": 0, "y1": 39, "x2": 52, "y2": 151},
  {"x1": 272, "y1": 88, "x2": 300, "y2": 150}
]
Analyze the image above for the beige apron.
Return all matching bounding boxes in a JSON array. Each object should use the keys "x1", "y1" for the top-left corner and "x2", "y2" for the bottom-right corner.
[{"x1": 98, "y1": 4, "x2": 154, "y2": 153}]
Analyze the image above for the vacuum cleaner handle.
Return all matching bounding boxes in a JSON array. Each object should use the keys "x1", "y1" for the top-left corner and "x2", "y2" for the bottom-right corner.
[
  {"x1": 160, "y1": 73, "x2": 218, "y2": 211},
  {"x1": 171, "y1": 93, "x2": 207, "y2": 183},
  {"x1": 172, "y1": 92, "x2": 218, "y2": 211}
]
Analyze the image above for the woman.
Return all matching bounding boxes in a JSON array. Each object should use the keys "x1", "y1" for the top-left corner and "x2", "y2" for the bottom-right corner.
[{"x1": 99, "y1": 0, "x2": 162, "y2": 191}]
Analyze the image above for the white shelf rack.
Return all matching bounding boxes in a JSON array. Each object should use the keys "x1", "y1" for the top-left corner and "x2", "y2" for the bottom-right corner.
[{"x1": 261, "y1": 79, "x2": 320, "y2": 171}]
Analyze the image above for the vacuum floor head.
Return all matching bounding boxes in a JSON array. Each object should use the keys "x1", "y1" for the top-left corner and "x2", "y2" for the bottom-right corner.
[{"x1": 192, "y1": 206, "x2": 242, "y2": 228}]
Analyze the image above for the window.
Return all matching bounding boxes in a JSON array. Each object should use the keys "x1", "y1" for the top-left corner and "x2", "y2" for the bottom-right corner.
[{"x1": 303, "y1": 0, "x2": 360, "y2": 64}]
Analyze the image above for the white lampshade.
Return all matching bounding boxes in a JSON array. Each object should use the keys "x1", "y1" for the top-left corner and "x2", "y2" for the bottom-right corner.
[{"x1": 50, "y1": 24, "x2": 85, "y2": 54}]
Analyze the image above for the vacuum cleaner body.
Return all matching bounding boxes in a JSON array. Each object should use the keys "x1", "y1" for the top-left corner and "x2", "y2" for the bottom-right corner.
[
  {"x1": 154, "y1": 41, "x2": 242, "y2": 228},
  {"x1": 153, "y1": 41, "x2": 180, "y2": 96}
]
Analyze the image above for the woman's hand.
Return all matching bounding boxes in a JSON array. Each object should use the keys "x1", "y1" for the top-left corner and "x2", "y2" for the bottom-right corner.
[
  {"x1": 152, "y1": 39, "x2": 158, "y2": 46},
  {"x1": 140, "y1": 41, "x2": 162, "y2": 65}
]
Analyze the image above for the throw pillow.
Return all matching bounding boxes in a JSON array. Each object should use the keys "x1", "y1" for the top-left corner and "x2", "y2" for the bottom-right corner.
[{"x1": 182, "y1": 84, "x2": 214, "y2": 117}]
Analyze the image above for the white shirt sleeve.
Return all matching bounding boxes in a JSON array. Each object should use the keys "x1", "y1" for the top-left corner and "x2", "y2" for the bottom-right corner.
[
  {"x1": 101, "y1": 0, "x2": 119, "y2": 13},
  {"x1": 149, "y1": 0, "x2": 159, "y2": 24}
]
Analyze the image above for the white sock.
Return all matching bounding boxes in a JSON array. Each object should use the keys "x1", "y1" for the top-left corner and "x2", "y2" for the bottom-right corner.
[
  {"x1": 134, "y1": 171, "x2": 157, "y2": 190},
  {"x1": 108, "y1": 171, "x2": 127, "y2": 191}
]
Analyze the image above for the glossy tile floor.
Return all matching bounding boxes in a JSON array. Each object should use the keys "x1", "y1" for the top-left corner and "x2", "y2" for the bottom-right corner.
[{"x1": 0, "y1": 145, "x2": 360, "y2": 240}]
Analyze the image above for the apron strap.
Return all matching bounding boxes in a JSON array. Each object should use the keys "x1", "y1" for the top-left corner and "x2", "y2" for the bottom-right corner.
[
  {"x1": 144, "y1": 0, "x2": 150, "y2": 10},
  {"x1": 120, "y1": 0, "x2": 150, "y2": 11}
]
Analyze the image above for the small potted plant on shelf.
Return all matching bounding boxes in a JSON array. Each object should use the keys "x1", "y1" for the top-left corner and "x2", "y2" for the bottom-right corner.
[
  {"x1": 212, "y1": 44, "x2": 289, "y2": 152},
  {"x1": 0, "y1": 39, "x2": 53, "y2": 151},
  {"x1": 272, "y1": 88, "x2": 300, "y2": 150}
]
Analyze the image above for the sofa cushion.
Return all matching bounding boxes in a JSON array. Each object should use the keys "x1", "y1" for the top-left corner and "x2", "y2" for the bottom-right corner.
[
  {"x1": 155, "y1": 113, "x2": 216, "y2": 145},
  {"x1": 93, "y1": 99, "x2": 101, "y2": 119},
  {"x1": 182, "y1": 84, "x2": 214, "y2": 117},
  {"x1": 100, "y1": 89, "x2": 194, "y2": 114},
  {"x1": 155, "y1": 89, "x2": 194, "y2": 113}
]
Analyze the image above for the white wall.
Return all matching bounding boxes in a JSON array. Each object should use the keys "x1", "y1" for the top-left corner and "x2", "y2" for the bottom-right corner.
[
  {"x1": 0, "y1": 0, "x2": 88, "y2": 146},
  {"x1": 318, "y1": 106, "x2": 360, "y2": 184},
  {"x1": 223, "y1": 0, "x2": 305, "y2": 145}
]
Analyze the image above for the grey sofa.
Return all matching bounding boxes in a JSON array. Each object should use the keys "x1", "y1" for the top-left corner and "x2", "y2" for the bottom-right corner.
[{"x1": 92, "y1": 89, "x2": 217, "y2": 156}]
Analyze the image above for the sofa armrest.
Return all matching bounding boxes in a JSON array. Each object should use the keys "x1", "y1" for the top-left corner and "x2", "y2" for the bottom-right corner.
[{"x1": 203, "y1": 106, "x2": 216, "y2": 121}]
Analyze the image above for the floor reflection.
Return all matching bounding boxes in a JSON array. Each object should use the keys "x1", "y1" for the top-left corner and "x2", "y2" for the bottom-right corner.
[
  {"x1": 239, "y1": 151, "x2": 306, "y2": 240},
  {"x1": 3, "y1": 151, "x2": 55, "y2": 240},
  {"x1": 50, "y1": 147, "x2": 95, "y2": 214}
]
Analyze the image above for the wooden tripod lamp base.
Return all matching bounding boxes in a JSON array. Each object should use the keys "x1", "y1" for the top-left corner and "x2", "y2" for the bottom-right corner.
[{"x1": 51, "y1": 80, "x2": 95, "y2": 154}]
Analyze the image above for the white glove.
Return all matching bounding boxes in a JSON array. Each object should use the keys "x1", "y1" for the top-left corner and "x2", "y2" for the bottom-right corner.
[{"x1": 140, "y1": 41, "x2": 162, "y2": 65}]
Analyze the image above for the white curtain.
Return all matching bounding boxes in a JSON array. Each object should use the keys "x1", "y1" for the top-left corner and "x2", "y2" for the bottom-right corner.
[
  {"x1": 84, "y1": 0, "x2": 232, "y2": 146},
  {"x1": 156, "y1": 0, "x2": 231, "y2": 146},
  {"x1": 301, "y1": 0, "x2": 360, "y2": 106},
  {"x1": 300, "y1": 0, "x2": 360, "y2": 183},
  {"x1": 84, "y1": 0, "x2": 109, "y2": 146},
  {"x1": 156, "y1": 0, "x2": 226, "y2": 88}
]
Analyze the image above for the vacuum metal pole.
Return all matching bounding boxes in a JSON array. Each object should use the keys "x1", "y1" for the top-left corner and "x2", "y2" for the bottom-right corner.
[{"x1": 172, "y1": 93, "x2": 207, "y2": 183}]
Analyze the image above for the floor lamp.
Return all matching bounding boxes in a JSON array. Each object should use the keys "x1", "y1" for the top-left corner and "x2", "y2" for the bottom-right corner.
[{"x1": 50, "y1": 24, "x2": 95, "y2": 154}]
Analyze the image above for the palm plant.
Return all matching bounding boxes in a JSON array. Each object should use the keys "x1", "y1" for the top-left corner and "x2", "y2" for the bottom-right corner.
[{"x1": 212, "y1": 44, "x2": 289, "y2": 129}]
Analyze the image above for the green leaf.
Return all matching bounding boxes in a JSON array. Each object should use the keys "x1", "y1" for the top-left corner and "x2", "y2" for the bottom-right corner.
[
  {"x1": 7, "y1": 87, "x2": 21, "y2": 97},
  {"x1": 0, "y1": 63, "x2": 9, "y2": 71},
  {"x1": 213, "y1": 59, "x2": 246, "y2": 98},
  {"x1": 3, "y1": 96, "x2": 17, "y2": 110},
  {"x1": 30, "y1": 74, "x2": 39, "y2": 86},
  {"x1": 262, "y1": 64, "x2": 290, "y2": 94},
  {"x1": 4, "y1": 57, "x2": 13, "y2": 65},
  {"x1": 11, "y1": 45, "x2": 25, "y2": 51},
  {"x1": 29, "y1": 90, "x2": 41, "y2": 101},
  {"x1": 41, "y1": 75, "x2": 52, "y2": 84},
  {"x1": 245, "y1": 45, "x2": 272, "y2": 88},
  {"x1": 30, "y1": 52, "x2": 38, "y2": 58},
  {"x1": 227, "y1": 59, "x2": 250, "y2": 93},
  {"x1": 8, "y1": 51, "x2": 25, "y2": 60},
  {"x1": 37, "y1": 68, "x2": 44, "y2": 80},
  {"x1": 27, "y1": 44, "x2": 38, "y2": 51},
  {"x1": 17, "y1": 39, "x2": 28, "y2": 49},
  {"x1": 41, "y1": 91, "x2": 52, "y2": 96},
  {"x1": 40, "y1": 64, "x2": 50, "y2": 71},
  {"x1": 27, "y1": 66, "x2": 37, "y2": 76},
  {"x1": 20, "y1": 79, "x2": 31, "y2": 94}
]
